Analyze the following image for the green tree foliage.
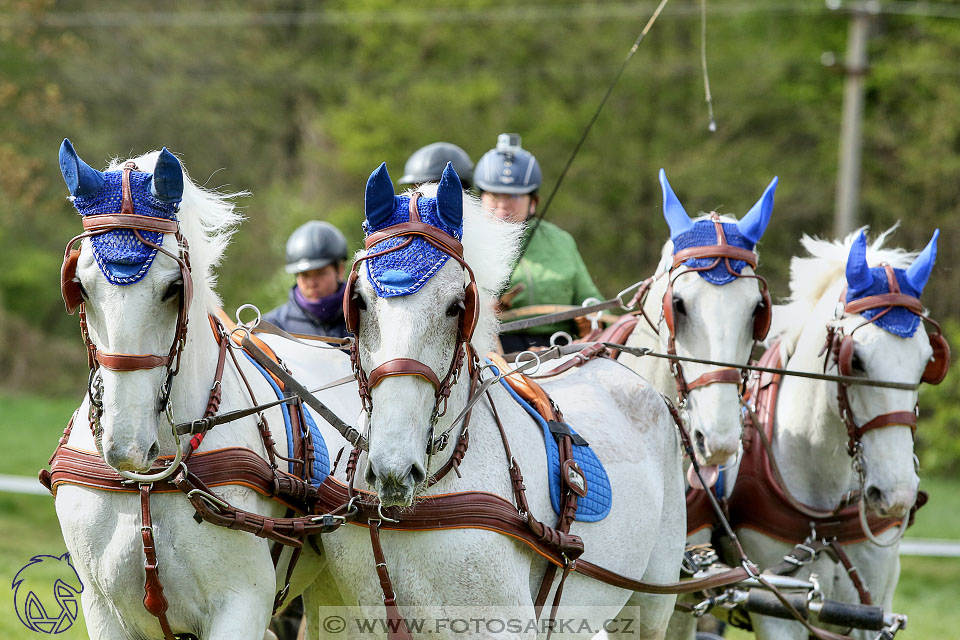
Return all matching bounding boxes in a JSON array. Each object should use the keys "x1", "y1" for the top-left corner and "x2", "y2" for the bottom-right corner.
[{"x1": 0, "y1": 1, "x2": 958, "y2": 456}]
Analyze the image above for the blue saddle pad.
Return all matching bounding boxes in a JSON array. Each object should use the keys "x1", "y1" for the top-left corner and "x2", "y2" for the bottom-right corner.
[
  {"x1": 493, "y1": 370, "x2": 612, "y2": 522},
  {"x1": 242, "y1": 353, "x2": 330, "y2": 487}
]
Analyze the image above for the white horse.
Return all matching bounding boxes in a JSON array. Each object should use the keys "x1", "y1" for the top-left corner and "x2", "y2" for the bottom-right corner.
[
  {"x1": 318, "y1": 163, "x2": 685, "y2": 639},
  {"x1": 619, "y1": 170, "x2": 777, "y2": 471},
  {"x1": 732, "y1": 228, "x2": 942, "y2": 639},
  {"x1": 50, "y1": 141, "x2": 360, "y2": 639},
  {"x1": 615, "y1": 173, "x2": 776, "y2": 640}
]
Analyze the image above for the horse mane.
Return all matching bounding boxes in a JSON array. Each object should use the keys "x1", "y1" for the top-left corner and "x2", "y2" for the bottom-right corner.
[
  {"x1": 771, "y1": 225, "x2": 917, "y2": 353},
  {"x1": 108, "y1": 151, "x2": 246, "y2": 313},
  {"x1": 406, "y1": 183, "x2": 523, "y2": 354}
]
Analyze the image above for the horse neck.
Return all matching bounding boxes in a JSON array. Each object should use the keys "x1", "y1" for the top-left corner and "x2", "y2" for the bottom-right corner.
[{"x1": 772, "y1": 321, "x2": 857, "y2": 508}]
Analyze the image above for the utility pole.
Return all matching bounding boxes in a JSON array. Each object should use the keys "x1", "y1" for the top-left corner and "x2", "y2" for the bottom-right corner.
[{"x1": 830, "y1": 0, "x2": 878, "y2": 238}]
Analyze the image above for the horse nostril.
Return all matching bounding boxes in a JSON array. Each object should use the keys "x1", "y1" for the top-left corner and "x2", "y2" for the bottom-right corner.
[
  {"x1": 364, "y1": 462, "x2": 378, "y2": 488},
  {"x1": 409, "y1": 463, "x2": 426, "y2": 486},
  {"x1": 866, "y1": 485, "x2": 883, "y2": 505},
  {"x1": 148, "y1": 442, "x2": 159, "y2": 460},
  {"x1": 694, "y1": 430, "x2": 707, "y2": 457}
]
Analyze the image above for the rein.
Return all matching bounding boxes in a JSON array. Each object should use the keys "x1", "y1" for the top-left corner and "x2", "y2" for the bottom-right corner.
[{"x1": 607, "y1": 343, "x2": 920, "y2": 391}]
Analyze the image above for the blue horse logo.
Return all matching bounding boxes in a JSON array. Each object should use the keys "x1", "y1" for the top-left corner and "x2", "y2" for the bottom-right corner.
[{"x1": 12, "y1": 553, "x2": 83, "y2": 634}]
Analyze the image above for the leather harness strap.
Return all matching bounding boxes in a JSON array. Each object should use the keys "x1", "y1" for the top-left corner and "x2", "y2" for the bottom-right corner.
[
  {"x1": 685, "y1": 367, "x2": 742, "y2": 391},
  {"x1": 369, "y1": 521, "x2": 413, "y2": 640},
  {"x1": 368, "y1": 357, "x2": 443, "y2": 390},
  {"x1": 81, "y1": 213, "x2": 180, "y2": 234},
  {"x1": 140, "y1": 484, "x2": 175, "y2": 640}
]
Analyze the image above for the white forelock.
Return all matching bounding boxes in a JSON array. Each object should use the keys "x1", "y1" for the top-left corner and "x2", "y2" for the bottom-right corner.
[
  {"x1": 771, "y1": 225, "x2": 917, "y2": 351},
  {"x1": 108, "y1": 151, "x2": 246, "y2": 315}
]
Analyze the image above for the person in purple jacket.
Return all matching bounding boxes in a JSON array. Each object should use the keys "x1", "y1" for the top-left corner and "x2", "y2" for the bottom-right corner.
[{"x1": 264, "y1": 220, "x2": 351, "y2": 338}]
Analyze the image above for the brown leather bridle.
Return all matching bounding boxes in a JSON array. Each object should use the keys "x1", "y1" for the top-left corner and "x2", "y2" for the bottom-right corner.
[
  {"x1": 824, "y1": 263, "x2": 950, "y2": 456},
  {"x1": 60, "y1": 162, "x2": 194, "y2": 413},
  {"x1": 650, "y1": 214, "x2": 772, "y2": 403},
  {"x1": 343, "y1": 193, "x2": 479, "y2": 452}
]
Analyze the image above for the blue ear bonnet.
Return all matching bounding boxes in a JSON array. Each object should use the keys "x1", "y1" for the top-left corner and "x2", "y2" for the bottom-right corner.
[
  {"x1": 672, "y1": 221, "x2": 756, "y2": 285},
  {"x1": 363, "y1": 194, "x2": 463, "y2": 298},
  {"x1": 846, "y1": 268, "x2": 922, "y2": 338},
  {"x1": 71, "y1": 170, "x2": 178, "y2": 285}
]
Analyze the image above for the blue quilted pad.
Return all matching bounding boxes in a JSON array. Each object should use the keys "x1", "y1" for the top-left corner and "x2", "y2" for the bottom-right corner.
[
  {"x1": 71, "y1": 170, "x2": 178, "y2": 285},
  {"x1": 242, "y1": 353, "x2": 330, "y2": 486},
  {"x1": 364, "y1": 194, "x2": 463, "y2": 297},
  {"x1": 492, "y1": 368, "x2": 612, "y2": 522},
  {"x1": 672, "y1": 220, "x2": 756, "y2": 286},
  {"x1": 846, "y1": 267, "x2": 922, "y2": 338}
]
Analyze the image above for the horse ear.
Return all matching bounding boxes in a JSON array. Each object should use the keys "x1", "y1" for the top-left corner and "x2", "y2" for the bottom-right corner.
[
  {"x1": 150, "y1": 147, "x2": 184, "y2": 204},
  {"x1": 737, "y1": 176, "x2": 778, "y2": 245},
  {"x1": 365, "y1": 162, "x2": 396, "y2": 228},
  {"x1": 845, "y1": 231, "x2": 873, "y2": 292},
  {"x1": 659, "y1": 169, "x2": 693, "y2": 240},
  {"x1": 905, "y1": 229, "x2": 939, "y2": 294},
  {"x1": 59, "y1": 138, "x2": 105, "y2": 197},
  {"x1": 436, "y1": 162, "x2": 463, "y2": 229}
]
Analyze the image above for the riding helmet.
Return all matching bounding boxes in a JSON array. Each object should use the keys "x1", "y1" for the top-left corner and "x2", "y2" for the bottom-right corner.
[
  {"x1": 284, "y1": 221, "x2": 348, "y2": 274},
  {"x1": 399, "y1": 142, "x2": 474, "y2": 188},
  {"x1": 473, "y1": 133, "x2": 542, "y2": 195}
]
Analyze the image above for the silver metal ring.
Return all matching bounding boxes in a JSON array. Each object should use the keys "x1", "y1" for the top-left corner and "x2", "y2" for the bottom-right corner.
[
  {"x1": 513, "y1": 350, "x2": 542, "y2": 376},
  {"x1": 376, "y1": 503, "x2": 399, "y2": 523},
  {"x1": 235, "y1": 303, "x2": 262, "y2": 330}
]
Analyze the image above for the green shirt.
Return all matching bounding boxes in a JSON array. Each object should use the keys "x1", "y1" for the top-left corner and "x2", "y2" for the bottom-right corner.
[{"x1": 505, "y1": 220, "x2": 603, "y2": 335}]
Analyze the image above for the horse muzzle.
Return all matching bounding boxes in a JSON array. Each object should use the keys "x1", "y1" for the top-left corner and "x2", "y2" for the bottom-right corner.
[
  {"x1": 102, "y1": 433, "x2": 160, "y2": 473},
  {"x1": 366, "y1": 459, "x2": 427, "y2": 508}
]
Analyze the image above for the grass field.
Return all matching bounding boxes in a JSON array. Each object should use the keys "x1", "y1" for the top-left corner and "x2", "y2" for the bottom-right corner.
[{"x1": 1, "y1": 392, "x2": 958, "y2": 639}]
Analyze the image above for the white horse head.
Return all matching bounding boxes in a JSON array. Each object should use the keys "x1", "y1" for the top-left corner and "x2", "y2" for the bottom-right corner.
[
  {"x1": 59, "y1": 139, "x2": 241, "y2": 473},
  {"x1": 630, "y1": 170, "x2": 776, "y2": 466},
  {"x1": 774, "y1": 228, "x2": 941, "y2": 518},
  {"x1": 350, "y1": 163, "x2": 521, "y2": 506}
]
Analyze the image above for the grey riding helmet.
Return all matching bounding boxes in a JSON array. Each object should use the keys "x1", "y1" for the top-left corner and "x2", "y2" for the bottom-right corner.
[
  {"x1": 284, "y1": 221, "x2": 348, "y2": 274},
  {"x1": 473, "y1": 133, "x2": 542, "y2": 195},
  {"x1": 399, "y1": 142, "x2": 474, "y2": 188}
]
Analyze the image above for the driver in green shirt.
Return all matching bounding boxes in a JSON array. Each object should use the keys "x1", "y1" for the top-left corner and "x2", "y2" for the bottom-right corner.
[{"x1": 475, "y1": 133, "x2": 603, "y2": 353}]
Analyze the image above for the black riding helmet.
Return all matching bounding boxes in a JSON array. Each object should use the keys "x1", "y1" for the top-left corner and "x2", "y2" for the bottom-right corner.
[
  {"x1": 284, "y1": 221, "x2": 348, "y2": 274},
  {"x1": 399, "y1": 142, "x2": 474, "y2": 188}
]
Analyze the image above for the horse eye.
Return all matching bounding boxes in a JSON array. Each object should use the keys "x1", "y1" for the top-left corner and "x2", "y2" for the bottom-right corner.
[
  {"x1": 851, "y1": 354, "x2": 865, "y2": 372},
  {"x1": 673, "y1": 296, "x2": 686, "y2": 316},
  {"x1": 353, "y1": 293, "x2": 367, "y2": 311},
  {"x1": 446, "y1": 300, "x2": 465, "y2": 317},
  {"x1": 76, "y1": 281, "x2": 89, "y2": 301},
  {"x1": 162, "y1": 279, "x2": 183, "y2": 302}
]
